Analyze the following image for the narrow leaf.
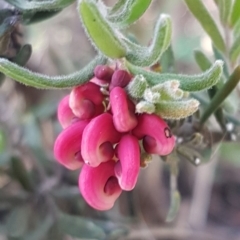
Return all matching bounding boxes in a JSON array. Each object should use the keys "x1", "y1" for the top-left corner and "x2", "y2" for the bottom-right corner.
[
  {"x1": 6, "y1": 205, "x2": 31, "y2": 237},
  {"x1": 24, "y1": 215, "x2": 54, "y2": 240},
  {"x1": 155, "y1": 99, "x2": 199, "y2": 119},
  {"x1": 11, "y1": 156, "x2": 34, "y2": 192},
  {"x1": 233, "y1": 18, "x2": 240, "y2": 37},
  {"x1": 79, "y1": 0, "x2": 127, "y2": 59},
  {"x1": 215, "y1": 0, "x2": 232, "y2": 25},
  {"x1": 194, "y1": 50, "x2": 236, "y2": 113},
  {"x1": 108, "y1": 0, "x2": 126, "y2": 15},
  {"x1": 230, "y1": 0, "x2": 240, "y2": 27},
  {"x1": 4, "y1": 0, "x2": 75, "y2": 12},
  {"x1": 125, "y1": 14, "x2": 172, "y2": 66},
  {"x1": 200, "y1": 65, "x2": 240, "y2": 125},
  {"x1": 23, "y1": 10, "x2": 61, "y2": 25},
  {"x1": 230, "y1": 34, "x2": 240, "y2": 63},
  {"x1": 212, "y1": 44, "x2": 229, "y2": 77},
  {"x1": 184, "y1": 0, "x2": 225, "y2": 52},
  {"x1": 126, "y1": 60, "x2": 223, "y2": 92},
  {"x1": 166, "y1": 190, "x2": 181, "y2": 222},
  {"x1": 194, "y1": 50, "x2": 227, "y2": 131},
  {"x1": 58, "y1": 213, "x2": 106, "y2": 239},
  {"x1": 108, "y1": 0, "x2": 152, "y2": 28},
  {"x1": 0, "y1": 55, "x2": 107, "y2": 89},
  {"x1": 12, "y1": 44, "x2": 32, "y2": 66},
  {"x1": 159, "y1": 45, "x2": 175, "y2": 73}
]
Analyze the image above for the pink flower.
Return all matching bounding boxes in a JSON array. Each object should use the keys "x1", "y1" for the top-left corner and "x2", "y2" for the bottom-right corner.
[
  {"x1": 115, "y1": 134, "x2": 140, "y2": 190},
  {"x1": 54, "y1": 120, "x2": 89, "y2": 170},
  {"x1": 69, "y1": 82, "x2": 104, "y2": 120},
  {"x1": 81, "y1": 113, "x2": 121, "y2": 167},
  {"x1": 57, "y1": 95, "x2": 76, "y2": 129},
  {"x1": 79, "y1": 161, "x2": 122, "y2": 211},
  {"x1": 132, "y1": 114, "x2": 175, "y2": 156},
  {"x1": 110, "y1": 87, "x2": 137, "y2": 132}
]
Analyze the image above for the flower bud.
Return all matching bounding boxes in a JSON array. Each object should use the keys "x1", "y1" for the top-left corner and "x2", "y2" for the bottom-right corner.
[
  {"x1": 94, "y1": 65, "x2": 114, "y2": 82},
  {"x1": 109, "y1": 70, "x2": 132, "y2": 91}
]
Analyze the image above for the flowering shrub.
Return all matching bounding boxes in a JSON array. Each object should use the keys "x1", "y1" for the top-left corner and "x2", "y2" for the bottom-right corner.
[
  {"x1": 54, "y1": 65, "x2": 175, "y2": 210},
  {"x1": 1, "y1": 0, "x2": 240, "y2": 238}
]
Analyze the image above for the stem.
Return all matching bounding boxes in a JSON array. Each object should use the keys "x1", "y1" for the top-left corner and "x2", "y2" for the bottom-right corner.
[{"x1": 200, "y1": 66, "x2": 240, "y2": 125}]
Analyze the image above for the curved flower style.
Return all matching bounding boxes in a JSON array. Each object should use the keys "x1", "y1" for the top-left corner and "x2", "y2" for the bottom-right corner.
[
  {"x1": 115, "y1": 134, "x2": 140, "y2": 190},
  {"x1": 132, "y1": 114, "x2": 175, "y2": 155},
  {"x1": 79, "y1": 161, "x2": 122, "y2": 211},
  {"x1": 110, "y1": 87, "x2": 137, "y2": 132},
  {"x1": 54, "y1": 120, "x2": 89, "y2": 170},
  {"x1": 81, "y1": 113, "x2": 121, "y2": 167},
  {"x1": 57, "y1": 95, "x2": 76, "y2": 129},
  {"x1": 109, "y1": 69, "x2": 132, "y2": 91},
  {"x1": 69, "y1": 82, "x2": 104, "y2": 120}
]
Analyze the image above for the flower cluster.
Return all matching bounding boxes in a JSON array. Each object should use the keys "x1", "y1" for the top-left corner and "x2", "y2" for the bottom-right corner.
[{"x1": 54, "y1": 65, "x2": 175, "y2": 211}]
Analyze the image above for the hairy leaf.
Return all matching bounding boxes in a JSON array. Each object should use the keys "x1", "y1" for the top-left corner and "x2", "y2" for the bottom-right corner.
[
  {"x1": 126, "y1": 60, "x2": 223, "y2": 92},
  {"x1": 125, "y1": 14, "x2": 172, "y2": 66},
  {"x1": 108, "y1": 0, "x2": 152, "y2": 28},
  {"x1": 0, "y1": 55, "x2": 107, "y2": 89},
  {"x1": 79, "y1": 0, "x2": 127, "y2": 59},
  {"x1": 4, "y1": 0, "x2": 75, "y2": 12}
]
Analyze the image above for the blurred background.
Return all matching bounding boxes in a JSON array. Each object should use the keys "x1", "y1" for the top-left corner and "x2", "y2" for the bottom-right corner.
[{"x1": 1, "y1": 0, "x2": 240, "y2": 239}]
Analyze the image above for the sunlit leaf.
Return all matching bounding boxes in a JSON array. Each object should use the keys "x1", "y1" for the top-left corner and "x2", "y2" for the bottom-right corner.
[
  {"x1": 79, "y1": 0, "x2": 127, "y2": 59},
  {"x1": 230, "y1": 0, "x2": 240, "y2": 27},
  {"x1": 184, "y1": 0, "x2": 225, "y2": 52}
]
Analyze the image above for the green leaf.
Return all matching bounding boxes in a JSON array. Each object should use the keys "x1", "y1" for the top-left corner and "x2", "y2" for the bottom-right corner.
[
  {"x1": 126, "y1": 60, "x2": 223, "y2": 92},
  {"x1": 212, "y1": 44, "x2": 230, "y2": 78},
  {"x1": 214, "y1": 0, "x2": 232, "y2": 25},
  {"x1": 79, "y1": 0, "x2": 127, "y2": 59},
  {"x1": 155, "y1": 99, "x2": 199, "y2": 119},
  {"x1": 4, "y1": 0, "x2": 75, "y2": 12},
  {"x1": 11, "y1": 156, "x2": 34, "y2": 192},
  {"x1": 159, "y1": 45, "x2": 175, "y2": 73},
  {"x1": 166, "y1": 190, "x2": 181, "y2": 222},
  {"x1": 24, "y1": 215, "x2": 54, "y2": 240},
  {"x1": 0, "y1": 54, "x2": 107, "y2": 89},
  {"x1": 108, "y1": 0, "x2": 152, "y2": 28},
  {"x1": 200, "y1": 65, "x2": 240, "y2": 125},
  {"x1": 108, "y1": 0, "x2": 126, "y2": 15},
  {"x1": 194, "y1": 49, "x2": 236, "y2": 113},
  {"x1": 230, "y1": 34, "x2": 240, "y2": 63},
  {"x1": 12, "y1": 44, "x2": 32, "y2": 66},
  {"x1": 58, "y1": 213, "x2": 106, "y2": 239},
  {"x1": 6, "y1": 205, "x2": 31, "y2": 237},
  {"x1": 219, "y1": 142, "x2": 240, "y2": 165},
  {"x1": 184, "y1": 0, "x2": 225, "y2": 52},
  {"x1": 127, "y1": 74, "x2": 148, "y2": 99},
  {"x1": 125, "y1": 14, "x2": 172, "y2": 66},
  {"x1": 233, "y1": 18, "x2": 240, "y2": 37},
  {"x1": 23, "y1": 10, "x2": 61, "y2": 25},
  {"x1": 230, "y1": 0, "x2": 240, "y2": 27}
]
